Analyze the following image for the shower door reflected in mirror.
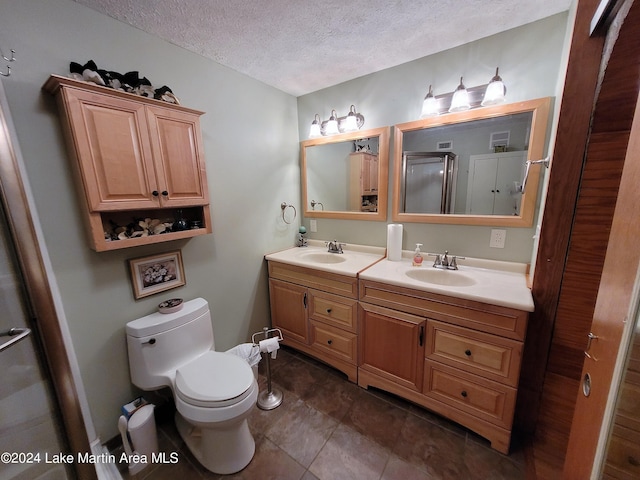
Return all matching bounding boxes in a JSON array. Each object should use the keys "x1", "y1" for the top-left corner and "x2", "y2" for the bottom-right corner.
[{"x1": 402, "y1": 152, "x2": 457, "y2": 214}]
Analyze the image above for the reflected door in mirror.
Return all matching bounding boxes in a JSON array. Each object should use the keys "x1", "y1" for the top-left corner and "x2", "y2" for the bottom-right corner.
[{"x1": 466, "y1": 151, "x2": 526, "y2": 215}]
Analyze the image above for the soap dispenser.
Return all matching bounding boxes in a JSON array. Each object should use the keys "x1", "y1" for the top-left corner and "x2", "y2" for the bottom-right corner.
[{"x1": 412, "y1": 243, "x2": 423, "y2": 267}]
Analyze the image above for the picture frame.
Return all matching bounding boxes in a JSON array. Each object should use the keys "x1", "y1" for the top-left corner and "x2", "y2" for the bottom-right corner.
[{"x1": 129, "y1": 250, "x2": 186, "y2": 299}]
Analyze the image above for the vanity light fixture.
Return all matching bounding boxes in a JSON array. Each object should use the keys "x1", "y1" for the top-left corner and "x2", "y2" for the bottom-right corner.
[
  {"x1": 448, "y1": 77, "x2": 471, "y2": 112},
  {"x1": 417, "y1": 68, "x2": 507, "y2": 118},
  {"x1": 420, "y1": 85, "x2": 439, "y2": 118},
  {"x1": 309, "y1": 114, "x2": 322, "y2": 138},
  {"x1": 308, "y1": 105, "x2": 366, "y2": 137},
  {"x1": 481, "y1": 67, "x2": 507, "y2": 106}
]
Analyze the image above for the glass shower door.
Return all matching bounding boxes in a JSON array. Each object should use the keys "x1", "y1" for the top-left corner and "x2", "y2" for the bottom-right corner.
[{"x1": 0, "y1": 202, "x2": 72, "y2": 479}]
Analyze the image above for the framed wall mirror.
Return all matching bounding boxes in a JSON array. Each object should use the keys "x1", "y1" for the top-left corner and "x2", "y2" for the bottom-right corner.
[
  {"x1": 392, "y1": 97, "x2": 552, "y2": 227},
  {"x1": 302, "y1": 126, "x2": 390, "y2": 221}
]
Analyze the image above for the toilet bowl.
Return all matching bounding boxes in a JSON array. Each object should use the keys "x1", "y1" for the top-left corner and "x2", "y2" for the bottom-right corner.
[{"x1": 125, "y1": 298, "x2": 258, "y2": 474}]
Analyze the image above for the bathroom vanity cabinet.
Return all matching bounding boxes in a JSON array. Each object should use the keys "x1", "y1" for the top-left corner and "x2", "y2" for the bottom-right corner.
[
  {"x1": 267, "y1": 261, "x2": 359, "y2": 382},
  {"x1": 43, "y1": 75, "x2": 212, "y2": 251},
  {"x1": 358, "y1": 279, "x2": 528, "y2": 454}
]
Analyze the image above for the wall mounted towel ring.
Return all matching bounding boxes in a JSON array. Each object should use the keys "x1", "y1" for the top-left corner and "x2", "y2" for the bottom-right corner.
[
  {"x1": 280, "y1": 202, "x2": 296, "y2": 224},
  {"x1": 310, "y1": 200, "x2": 324, "y2": 210}
]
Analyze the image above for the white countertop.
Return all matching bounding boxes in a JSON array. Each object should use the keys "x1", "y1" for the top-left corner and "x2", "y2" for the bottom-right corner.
[
  {"x1": 264, "y1": 240, "x2": 386, "y2": 277},
  {"x1": 359, "y1": 251, "x2": 534, "y2": 312}
]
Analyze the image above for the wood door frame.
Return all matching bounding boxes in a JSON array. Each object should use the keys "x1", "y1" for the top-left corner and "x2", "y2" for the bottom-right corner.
[
  {"x1": 0, "y1": 82, "x2": 96, "y2": 480},
  {"x1": 517, "y1": 0, "x2": 640, "y2": 475},
  {"x1": 564, "y1": 58, "x2": 640, "y2": 478}
]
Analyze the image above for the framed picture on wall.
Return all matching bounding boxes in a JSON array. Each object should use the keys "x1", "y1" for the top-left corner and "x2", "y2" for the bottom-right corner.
[{"x1": 129, "y1": 250, "x2": 186, "y2": 299}]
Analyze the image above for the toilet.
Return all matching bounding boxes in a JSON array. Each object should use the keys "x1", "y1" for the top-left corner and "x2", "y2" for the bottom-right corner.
[{"x1": 125, "y1": 297, "x2": 258, "y2": 474}]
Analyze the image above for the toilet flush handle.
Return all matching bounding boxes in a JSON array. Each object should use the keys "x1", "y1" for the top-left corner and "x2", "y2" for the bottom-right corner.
[{"x1": 142, "y1": 338, "x2": 156, "y2": 345}]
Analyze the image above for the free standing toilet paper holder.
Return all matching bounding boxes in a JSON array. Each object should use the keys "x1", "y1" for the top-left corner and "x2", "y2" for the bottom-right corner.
[{"x1": 251, "y1": 327, "x2": 284, "y2": 410}]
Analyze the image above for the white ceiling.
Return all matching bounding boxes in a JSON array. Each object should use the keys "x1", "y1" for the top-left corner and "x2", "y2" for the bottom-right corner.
[{"x1": 74, "y1": 0, "x2": 572, "y2": 97}]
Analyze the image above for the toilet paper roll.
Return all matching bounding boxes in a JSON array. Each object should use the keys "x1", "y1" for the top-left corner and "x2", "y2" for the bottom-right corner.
[
  {"x1": 259, "y1": 337, "x2": 280, "y2": 359},
  {"x1": 387, "y1": 224, "x2": 403, "y2": 261}
]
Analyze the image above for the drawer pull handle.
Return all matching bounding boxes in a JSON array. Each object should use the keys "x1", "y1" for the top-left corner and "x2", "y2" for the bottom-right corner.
[
  {"x1": 326, "y1": 308, "x2": 332, "y2": 314},
  {"x1": 327, "y1": 339, "x2": 333, "y2": 345},
  {"x1": 464, "y1": 349, "x2": 472, "y2": 356},
  {"x1": 461, "y1": 390, "x2": 468, "y2": 398},
  {"x1": 629, "y1": 456, "x2": 640, "y2": 467}
]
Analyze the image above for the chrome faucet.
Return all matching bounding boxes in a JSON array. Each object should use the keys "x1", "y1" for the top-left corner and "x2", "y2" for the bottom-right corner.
[
  {"x1": 430, "y1": 250, "x2": 465, "y2": 270},
  {"x1": 326, "y1": 240, "x2": 345, "y2": 254}
]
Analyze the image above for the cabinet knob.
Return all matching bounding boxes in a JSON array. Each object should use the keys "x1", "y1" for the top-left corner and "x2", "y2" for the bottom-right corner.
[
  {"x1": 152, "y1": 190, "x2": 159, "y2": 197},
  {"x1": 326, "y1": 308, "x2": 332, "y2": 314},
  {"x1": 327, "y1": 339, "x2": 333, "y2": 345},
  {"x1": 461, "y1": 390, "x2": 468, "y2": 398},
  {"x1": 161, "y1": 190, "x2": 168, "y2": 196},
  {"x1": 464, "y1": 349, "x2": 472, "y2": 356}
]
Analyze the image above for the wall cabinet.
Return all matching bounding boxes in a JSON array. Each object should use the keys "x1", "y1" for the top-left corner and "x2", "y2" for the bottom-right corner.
[
  {"x1": 43, "y1": 75, "x2": 212, "y2": 251},
  {"x1": 349, "y1": 152, "x2": 378, "y2": 212},
  {"x1": 267, "y1": 261, "x2": 359, "y2": 381}
]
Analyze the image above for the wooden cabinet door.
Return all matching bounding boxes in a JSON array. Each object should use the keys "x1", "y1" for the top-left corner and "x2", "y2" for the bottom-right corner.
[
  {"x1": 146, "y1": 106, "x2": 208, "y2": 207},
  {"x1": 269, "y1": 278, "x2": 309, "y2": 345},
  {"x1": 360, "y1": 302, "x2": 425, "y2": 391},
  {"x1": 62, "y1": 88, "x2": 158, "y2": 211}
]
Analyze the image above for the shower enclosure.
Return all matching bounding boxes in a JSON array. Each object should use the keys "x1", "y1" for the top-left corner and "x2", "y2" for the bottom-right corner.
[{"x1": 401, "y1": 151, "x2": 457, "y2": 214}]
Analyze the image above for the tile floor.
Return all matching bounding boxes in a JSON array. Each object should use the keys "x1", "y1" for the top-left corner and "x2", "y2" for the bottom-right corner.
[{"x1": 114, "y1": 347, "x2": 528, "y2": 479}]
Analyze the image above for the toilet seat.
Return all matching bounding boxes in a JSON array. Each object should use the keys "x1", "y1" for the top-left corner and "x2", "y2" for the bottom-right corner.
[{"x1": 175, "y1": 351, "x2": 255, "y2": 408}]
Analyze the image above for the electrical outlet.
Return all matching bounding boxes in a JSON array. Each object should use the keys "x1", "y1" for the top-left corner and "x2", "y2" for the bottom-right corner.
[
  {"x1": 490, "y1": 229, "x2": 506, "y2": 248},
  {"x1": 310, "y1": 219, "x2": 317, "y2": 233}
]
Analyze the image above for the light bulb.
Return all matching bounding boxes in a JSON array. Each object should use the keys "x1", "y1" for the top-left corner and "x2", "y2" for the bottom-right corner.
[
  {"x1": 482, "y1": 68, "x2": 506, "y2": 106},
  {"x1": 420, "y1": 85, "x2": 439, "y2": 118},
  {"x1": 449, "y1": 77, "x2": 470, "y2": 112}
]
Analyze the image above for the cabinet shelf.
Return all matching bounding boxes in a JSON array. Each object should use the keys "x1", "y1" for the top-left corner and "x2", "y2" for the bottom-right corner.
[{"x1": 90, "y1": 205, "x2": 212, "y2": 252}]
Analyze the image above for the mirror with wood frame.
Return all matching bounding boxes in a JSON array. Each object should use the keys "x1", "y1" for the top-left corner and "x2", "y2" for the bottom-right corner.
[
  {"x1": 392, "y1": 97, "x2": 551, "y2": 227},
  {"x1": 301, "y1": 126, "x2": 389, "y2": 221}
]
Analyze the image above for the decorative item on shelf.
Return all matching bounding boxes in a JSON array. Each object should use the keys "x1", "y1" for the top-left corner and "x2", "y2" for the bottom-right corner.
[
  {"x1": 68, "y1": 60, "x2": 180, "y2": 104},
  {"x1": 172, "y1": 210, "x2": 189, "y2": 232},
  {"x1": 106, "y1": 218, "x2": 173, "y2": 242},
  {"x1": 308, "y1": 105, "x2": 365, "y2": 138},
  {"x1": 158, "y1": 298, "x2": 184, "y2": 314},
  {"x1": 418, "y1": 67, "x2": 507, "y2": 117},
  {"x1": 129, "y1": 250, "x2": 186, "y2": 300}
]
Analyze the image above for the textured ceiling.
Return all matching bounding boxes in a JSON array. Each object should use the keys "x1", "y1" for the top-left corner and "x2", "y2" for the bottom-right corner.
[{"x1": 74, "y1": 0, "x2": 572, "y2": 97}]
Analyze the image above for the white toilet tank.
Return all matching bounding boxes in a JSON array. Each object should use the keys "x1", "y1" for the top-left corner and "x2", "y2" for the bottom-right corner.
[{"x1": 126, "y1": 298, "x2": 214, "y2": 390}]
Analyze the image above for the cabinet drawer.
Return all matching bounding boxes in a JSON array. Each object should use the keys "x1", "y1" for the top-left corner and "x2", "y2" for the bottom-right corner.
[
  {"x1": 309, "y1": 290, "x2": 357, "y2": 332},
  {"x1": 423, "y1": 360, "x2": 516, "y2": 429},
  {"x1": 268, "y1": 261, "x2": 358, "y2": 298},
  {"x1": 426, "y1": 320, "x2": 522, "y2": 386},
  {"x1": 310, "y1": 320, "x2": 357, "y2": 364}
]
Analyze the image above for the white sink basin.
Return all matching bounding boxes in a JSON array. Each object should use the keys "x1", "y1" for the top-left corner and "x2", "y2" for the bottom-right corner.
[
  {"x1": 299, "y1": 252, "x2": 347, "y2": 264},
  {"x1": 405, "y1": 268, "x2": 476, "y2": 287},
  {"x1": 264, "y1": 240, "x2": 386, "y2": 277}
]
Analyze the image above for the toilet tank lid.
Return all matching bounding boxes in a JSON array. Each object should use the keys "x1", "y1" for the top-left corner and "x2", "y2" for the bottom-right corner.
[{"x1": 126, "y1": 297, "x2": 208, "y2": 337}]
